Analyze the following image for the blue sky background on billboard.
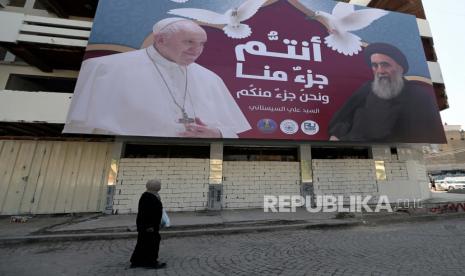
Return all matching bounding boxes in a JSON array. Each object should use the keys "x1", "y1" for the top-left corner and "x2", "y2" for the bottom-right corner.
[{"x1": 423, "y1": 0, "x2": 465, "y2": 128}]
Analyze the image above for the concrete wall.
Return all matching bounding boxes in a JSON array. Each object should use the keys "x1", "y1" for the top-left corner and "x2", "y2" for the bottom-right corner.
[
  {"x1": 374, "y1": 146, "x2": 430, "y2": 202},
  {"x1": 312, "y1": 146, "x2": 430, "y2": 204},
  {"x1": 112, "y1": 158, "x2": 209, "y2": 213},
  {"x1": 222, "y1": 161, "x2": 300, "y2": 209},
  {"x1": 425, "y1": 127, "x2": 465, "y2": 172},
  {"x1": 313, "y1": 159, "x2": 378, "y2": 203},
  {"x1": 112, "y1": 146, "x2": 430, "y2": 212},
  {"x1": 0, "y1": 91, "x2": 72, "y2": 123}
]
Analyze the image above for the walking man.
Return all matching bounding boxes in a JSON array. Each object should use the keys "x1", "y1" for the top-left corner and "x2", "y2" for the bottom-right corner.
[{"x1": 130, "y1": 179, "x2": 166, "y2": 269}]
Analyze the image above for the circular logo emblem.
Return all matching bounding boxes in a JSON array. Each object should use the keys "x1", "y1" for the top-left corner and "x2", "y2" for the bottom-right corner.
[
  {"x1": 280, "y1": 119, "x2": 298, "y2": 135},
  {"x1": 257, "y1": 119, "x2": 277, "y2": 134},
  {"x1": 301, "y1": 120, "x2": 319, "y2": 135}
]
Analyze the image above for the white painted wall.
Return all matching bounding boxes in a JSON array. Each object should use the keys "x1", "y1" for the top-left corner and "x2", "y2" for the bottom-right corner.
[
  {"x1": 0, "y1": 90, "x2": 72, "y2": 123},
  {"x1": 376, "y1": 160, "x2": 429, "y2": 202},
  {"x1": 222, "y1": 161, "x2": 300, "y2": 209},
  {"x1": 373, "y1": 145, "x2": 430, "y2": 202},
  {"x1": 113, "y1": 158, "x2": 209, "y2": 213},
  {"x1": 427, "y1": 61, "x2": 444, "y2": 83},
  {"x1": 312, "y1": 159, "x2": 379, "y2": 204},
  {"x1": 313, "y1": 146, "x2": 431, "y2": 205},
  {"x1": 109, "y1": 145, "x2": 431, "y2": 213},
  {"x1": 0, "y1": 11, "x2": 23, "y2": 42},
  {"x1": 0, "y1": 10, "x2": 91, "y2": 47},
  {"x1": 417, "y1": 18, "x2": 432, "y2": 37}
]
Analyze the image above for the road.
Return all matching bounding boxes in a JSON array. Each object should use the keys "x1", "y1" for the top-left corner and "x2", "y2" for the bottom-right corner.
[{"x1": 1, "y1": 218, "x2": 464, "y2": 276}]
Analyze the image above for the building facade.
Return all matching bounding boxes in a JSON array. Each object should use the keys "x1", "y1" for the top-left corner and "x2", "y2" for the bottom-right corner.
[
  {"x1": 425, "y1": 125, "x2": 465, "y2": 174},
  {"x1": 0, "y1": 0, "x2": 448, "y2": 215}
]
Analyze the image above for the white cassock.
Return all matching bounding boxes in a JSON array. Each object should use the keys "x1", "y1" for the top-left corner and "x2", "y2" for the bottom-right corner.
[{"x1": 63, "y1": 45, "x2": 251, "y2": 138}]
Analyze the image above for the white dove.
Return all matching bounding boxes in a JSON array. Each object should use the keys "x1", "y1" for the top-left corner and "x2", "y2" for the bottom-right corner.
[
  {"x1": 170, "y1": 0, "x2": 189, "y2": 3},
  {"x1": 314, "y1": 2, "x2": 388, "y2": 56},
  {"x1": 168, "y1": 0, "x2": 267, "y2": 39}
]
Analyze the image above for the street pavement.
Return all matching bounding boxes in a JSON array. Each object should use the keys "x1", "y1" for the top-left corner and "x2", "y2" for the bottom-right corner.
[{"x1": 1, "y1": 217, "x2": 464, "y2": 276}]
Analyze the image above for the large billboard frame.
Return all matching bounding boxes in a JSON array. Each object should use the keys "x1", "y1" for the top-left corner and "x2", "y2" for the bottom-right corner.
[{"x1": 64, "y1": 0, "x2": 445, "y2": 144}]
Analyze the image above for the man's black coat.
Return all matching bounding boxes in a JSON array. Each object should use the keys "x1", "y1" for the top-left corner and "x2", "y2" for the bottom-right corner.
[{"x1": 130, "y1": 192, "x2": 163, "y2": 265}]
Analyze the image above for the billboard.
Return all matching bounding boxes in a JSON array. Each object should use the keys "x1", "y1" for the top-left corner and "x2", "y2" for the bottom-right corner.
[{"x1": 64, "y1": 0, "x2": 446, "y2": 143}]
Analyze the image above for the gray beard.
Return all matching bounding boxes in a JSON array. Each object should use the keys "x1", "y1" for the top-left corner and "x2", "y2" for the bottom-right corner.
[{"x1": 372, "y1": 73, "x2": 404, "y2": 100}]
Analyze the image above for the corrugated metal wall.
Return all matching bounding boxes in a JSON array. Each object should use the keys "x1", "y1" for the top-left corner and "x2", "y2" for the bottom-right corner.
[{"x1": 0, "y1": 140, "x2": 112, "y2": 215}]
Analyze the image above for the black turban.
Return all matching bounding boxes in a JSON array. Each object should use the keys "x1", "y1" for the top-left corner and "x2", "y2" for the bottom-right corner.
[{"x1": 364, "y1": 43, "x2": 409, "y2": 74}]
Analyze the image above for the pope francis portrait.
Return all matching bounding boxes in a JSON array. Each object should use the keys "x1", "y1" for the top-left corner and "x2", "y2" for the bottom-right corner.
[{"x1": 63, "y1": 18, "x2": 251, "y2": 138}]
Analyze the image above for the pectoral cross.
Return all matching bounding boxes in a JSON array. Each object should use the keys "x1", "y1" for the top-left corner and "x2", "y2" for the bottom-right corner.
[{"x1": 178, "y1": 110, "x2": 195, "y2": 124}]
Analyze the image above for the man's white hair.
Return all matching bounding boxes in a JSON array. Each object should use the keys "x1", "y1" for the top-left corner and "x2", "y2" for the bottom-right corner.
[
  {"x1": 146, "y1": 179, "x2": 161, "y2": 192},
  {"x1": 152, "y1": 17, "x2": 199, "y2": 37}
]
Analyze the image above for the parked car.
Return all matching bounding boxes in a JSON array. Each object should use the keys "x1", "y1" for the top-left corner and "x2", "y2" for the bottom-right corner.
[
  {"x1": 434, "y1": 179, "x2": 447, "y2": 191},
  {"x1": 441, "y1": 177, "x2": 465, "y2": 191}
]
